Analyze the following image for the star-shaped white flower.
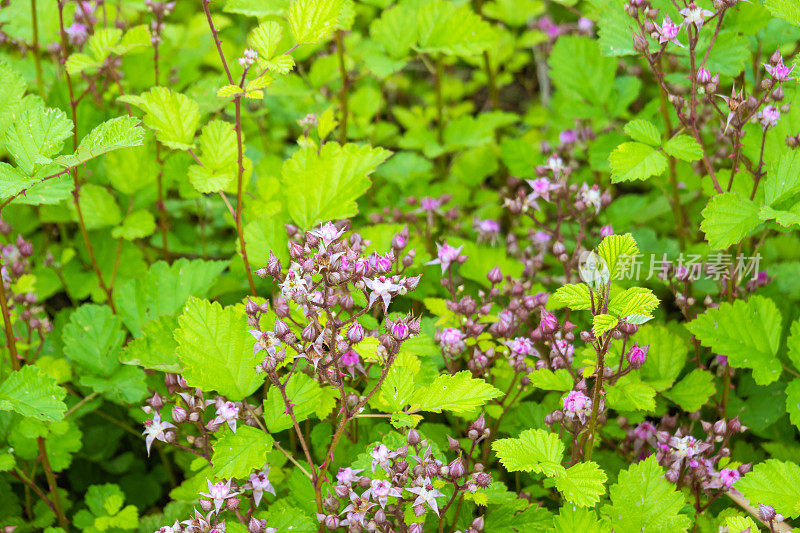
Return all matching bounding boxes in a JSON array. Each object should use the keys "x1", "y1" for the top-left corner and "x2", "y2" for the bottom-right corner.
[
  {"x1": 406, "y1": 478, "x2": 445, "y2": 515},
  {"x1": 142, "y1": 412, "x2": 175, "y2": 456}
]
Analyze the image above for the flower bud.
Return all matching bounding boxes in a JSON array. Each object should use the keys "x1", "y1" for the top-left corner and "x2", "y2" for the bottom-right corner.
[
  {"x1": 627, "y1": 343, "x2": 648, "y2": 368},
  {"x1": 487, "y1": 266, "x2": 503, "y2": 284},
  {"x1": 245, "y1": 299, "x2": 260, "y2": 316},
  {"x1": 267, "y1": 252, "x2": 282, "y2": 277},
  {"x1": 249, "y1": 517, "x2": 266, "y2": 533},
  {"x1": 301, "y1": 323, "x2": 318, "y2": 342},
  {"x1": 407, "y1": 428, "x2": 421, "y2": 445},
  {"x1": 447, "y1": 435, "x2": 460, "y2": 452},
  {"x1": 472, "y1": 516, "x2": 485, "y2": 531},
  {"x1": 172, "y1": 406, "x2": 188, "y2": 424},
  {"x1": 348, "y1": 322, "x2": 365, "y2": 343},
  {"x1": 473, "y1": 471, "x2": 491, "y2": 488},
  {"x1": 758, "y1": 504, "x2": 776, "y2": 523},
  {"x1": 697, "y1": 67, "x2": 711, "y2": 84},
  {"x1": 448, "y1": 457, "x2": 466, "y2": 479}
]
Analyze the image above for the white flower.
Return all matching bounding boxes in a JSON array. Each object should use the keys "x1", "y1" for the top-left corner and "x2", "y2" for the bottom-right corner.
[
  {"x1": 363, "y1": 276, "x2": 401, "y2": 312},
  {"x1": 679, "y1": 3, "x2": 714, "y2": 29},
  {"x1": 370, "y1": 444, "x2": 398, "y2": 473},
  {"x1": 406, "y1": 478, "x2": 445, "y2": 515},
  {"x1": 364, "y1": 479, "x2": 402, "y2": 508},
  {"x1": 309, "y1": 221, "x2": 345, "y2": 251},
  {"x1": 213, "y1": 401, "x2": 239, "y2": 433},
  {"x1": 142, "y1": 412, "x2": 175, "y2": 456}
]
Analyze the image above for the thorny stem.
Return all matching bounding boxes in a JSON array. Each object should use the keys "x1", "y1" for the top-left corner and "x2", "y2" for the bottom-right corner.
[
  {"x1": 200, "y1": 0, "x2": 256, "y2": 295},
  {"x1": 56, "y1": 0, "x2": 116, "y2": 311},
  {"x1": 582, "y1": 333, "x2": 611, "y2": 460},
  {"x1": 37, "y1": 437, "x2": 69, "y2": 529},
  {"x1": 0, "y1": 265, "x2": 20, "y2": 371}
]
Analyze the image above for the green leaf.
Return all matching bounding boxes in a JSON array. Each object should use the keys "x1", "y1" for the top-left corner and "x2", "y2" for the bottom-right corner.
[
  {"x1": 113, "y1": 24, "x2": 151, "y2": 55},
  {"x1": 120, "y1": 315, "x2": 181, "y2": 372},
  {"x1": 87, "y1": 28, "x2": 123, "y2": 63},
  {"x1": 492, "y1": 429, "x2": 565, "y2": 476},
  {"x1": 605, "y1": 455, "x2": 691, "y2": 532},
  {"x1": 623, "y1": 119, "x2": 660, "y2": 146},
  {"x1": 54, "y1": 116, "x2": 144, "y2": 168},
  {"x1": 415, "y1": 0, "x2": 495, "y2": 57},
  {"x1": 735, "y1": 459, "x2": 800, "y2": 518},
  {"x1": 609, "y1": 142, "x2": 667, "y2": 183},
  {"x1": 410, "y1": 371, "x2": 502, "y2": 414},
  {"x1": 785, "y1": 379, "x2": 800, "y2": 432},
  {"x1": 663, "y1": 135, "x2": 702, "y2": 162},
  {"x1": 638, "y1": 324, "x2": 689, "y2": 391},
  {"x1": 281, "y1": 142, "x2": 391, "y2": 229},
  {"x1": 288, "y1": 0, "x2": 345, "y2": 44},
  {"x1": 62, "y1": 304, "x2": 125, "y2": 377},
  {"x1": 552, "y1": 461, "x2": 607, "y2": 508},
  {"x1": 65, "y1": 53, "x2": 101, "y2": 76},
  {"x1": 605, "y1": 375, "x2": 656, "y2": 412},
  {"x1": 212, "y1": 425, "x2": 274, "y2": 479},
  {"x1": 370, "y1": 4, "x2": 418, "y2": 58},
  {"x1": 608, "y1": 287, "x2": 659, "y2": 319},
  {"x1": 549, "y1": 36, "x2": 616, "y2": 104},
  {"x1": 663, "y1": 369, "x2": 716, "y2": 412},
  {"x1": 175, "y1": 297, "x2": 264, "y2": 401},
  {"x1": 764, "y1": 0, "x2": 800, "y2": 26},
  {"x1": 724, "y1": 516, "x2": 760, "y2": 533},
  {"x1": 4, "y1": 107, "x2": 73, "y2": 175},
  {"x1": 0, "y1": 61, "x2": 27, "y2": 136},
  {"x1": 187, "y1": 120, "x2": 238, "y2": 193},
  {"x1": 111, "y1": 209, "x2": 156, "y2": 240},
  {"x1": 119, "y1": 87, "x2": 200, "y2": 150},
  {"x1": 700, "y1": 192, "x2": 760, "y2": 249},
  {"x1": 686, "y1": 295, "x2": 782, "y2": 385},
  {"x1": 597, "y1": 233, "x2": 639, "y2": 280},
  {"x1": 551, "y1": 283, "x2": 592, "y2": 311},
  {"x1": 0, "y1": 366, "x2": 67, "y2": 422},
  {"x1": 241, "y1": 215, "x2": 290, "y2": 267},
  {"x1": 759, "y1": 204, "x2": 800, "y2": 228},
  {"x1": 114, "y1": 258, "x2": 228, "y2": 337},
  {"x1": 380, "y1": 352, "x2": 420, "y2": 412},
  {"x1": 0, "y1": 162, "x2": 39, "y2": 202},
  {"x1": 73, "y1": 184, "x2": 122, "y2": 230},
  {"x1": 787, "y1": 317, "x2": 800, "y2": 372},
  {"x1": 592, "y1": 314, "x2": 618, "y2": 336},
  {"x1": 248, "y1": 21, "x2": 283, "y2": 60},
  {"x1": 529, "y1": 369, "x2": 574, "y2": 392},
  {"x1": 263, "y1": 372, "x2": 337, "y2": 432},
  {"x1": 553, "y1": 505, "x2": 608, "y2": 533},
  {"x1": 764, "y1": 151, "x2": 800, "y2": 206}
]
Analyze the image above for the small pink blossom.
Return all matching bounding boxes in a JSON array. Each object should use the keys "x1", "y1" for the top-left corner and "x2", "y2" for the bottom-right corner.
[
  {"x1": 199, "y1": 479, "x2": 237, "y2": 512},
  {"x1": 142, "y1": 412, "x2": 175, "y2": 456},
  {"x1": 655, "y1": 15, "x2": 684, "y2": 47},
  {"x1": 764, "y1": 53, "x2": 795, "y2": 81},
  {"x1": 600, "y1": 225, "x2": 614, "y2": 237},
  {"x1": 336, "y1": 467, "x2": 363, "y2": 485},
  {"x1": 507, "y1": 337, "x2": 535, "y2": 357},
  {"x1": 427, "y1": 242, "x2": 464, "y2": 273},
  {"x1": 719, "y1": 468, "x2": 740, "y2": 487},
  {"x1": 213, "y1": 401, "x2": 239, "y2": 433},
  {"x1": 563, "y1": 390, "x2": 589, "y2": 413}
]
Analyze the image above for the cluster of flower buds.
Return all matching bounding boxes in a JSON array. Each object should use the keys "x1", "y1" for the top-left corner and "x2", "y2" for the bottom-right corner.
[
  {"x1": 250, "y1": 222, "x2": 420, "y2": 389},
  {"x1": 1, "y1": 230, "x2": 52, "y2": 337},
  {"x1": 155, "y1": 476, "x2": 278, "y2": 533},
  {"x1": 620, "y1": 414, "x2": 750, "y2": 494},
  {"x1": 238, "y1": 48, "x2": 258, "y2": 69},
  {"x1": 322, "y1": 426, "x2": 490, "y2": 531},
  {"x1": 143, "y1": 375, "x2": 263, "y2": 456},
  {"x1": 145, "y1": 0, "x2": 176, "y2": 18}
]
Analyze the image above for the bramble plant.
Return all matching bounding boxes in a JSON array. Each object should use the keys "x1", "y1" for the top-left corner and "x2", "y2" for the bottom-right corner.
[{"x1": 2, "y1": 0, "x2": 800, "y2": 531}]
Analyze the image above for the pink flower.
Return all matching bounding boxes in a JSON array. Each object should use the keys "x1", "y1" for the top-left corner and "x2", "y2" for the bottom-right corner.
[
  {"x1": 311, "y1": 221, "x2": 344, "y2": 246},
  {"x1": 507, "y1": 337, "x2": 535, "y2": 357},
  {"x1": 213, "y1": 401, "x2": 239, "y2": 433},
  {"x1": 627, "y1": 343, "x2": 649, "y2": 368},
  {"x1": 554, "y1": 338, "x2": 574, "y2": 358},
  {"x1": 199, "y1": 479, "x2": 237, "y2": 512},
  {"x1": 341, "y1": 350, "x2": 360, "y2": 366},
  {"x1": 439, "y1": 327, "x2": 466, "y2": 355},
  {"x1": 540, "y1": 310, "x2": 559, "y2": 335},
  {"x1": 533, "y1": 231, "x2": 551, "y2": 243},
  {"x1": 427, "y1": 242, "x2": 464, "y2": 273},
  {"x1": 527, "y1": 177, "x2": 551, "y2": 201},
  {"x1": 246, "y1": 467, "x2": 275, "y2": 506},
  {"x1": 764, "y1": 53, "x2": 795, "y2": 81},
  {"x1": 371, "y1": 253, "x2": 393, "y2": 274},
  {"x1": 634, "y1": 421, "x2": 656, "y2": 440},
  {"x1": 655, "y1": 15, "x2": 683, "y2": 47},
  {"x1": 563, "y1": 390, "x2": 589, "y2": 413},
  {"x1": 336, "y1": 467, "x2": 363, "y2": 484},
  {"x1": 365, "y1": 479, "x2": 402, "y2": 508},
  {"x1": 719, "y1": 468, "x2": 740, "y2": 487},
  {"x1": 697, "y1": 67, "x2": 712, "y2": 83},
  {"x1": 759, "y1": 105, "x2": 781, "y2": 129},
  {"x1": 370, "y1": 444, "x2": 398, "y2": 473},
  {"x1": 559, "y1": 130, "x2": 578, "y2": 144},
  {"x1": 420, "y1": 197, "x2": 442, "y2": 211},
  {"x1": 600, "y1": 225, "x2": 614, "y2": 237}
]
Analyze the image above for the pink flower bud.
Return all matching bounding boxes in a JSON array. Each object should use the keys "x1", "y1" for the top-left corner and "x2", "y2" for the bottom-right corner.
[
  {"x1": 627, "y1": 343, "x2": 649, "y2": 368},
  {"x1": 348, "y1": 322, "x2": 364, "y2": 343}
]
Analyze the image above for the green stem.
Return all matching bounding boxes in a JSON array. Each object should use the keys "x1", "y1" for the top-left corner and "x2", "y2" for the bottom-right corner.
[
  {"x1": 30, "y1": 0, "x2": 45, "y2": 98},
  {"x1": 335, "y1": 30, "x2": 348, "y2": 143},
  {"x1": 37, "y1": 437, "x2": 69, "y2": 529}
]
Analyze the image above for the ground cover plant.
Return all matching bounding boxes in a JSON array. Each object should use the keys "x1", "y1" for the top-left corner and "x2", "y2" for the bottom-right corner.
[{"x1": 1, "y1": 0, "x2": 800, "y2": 531}]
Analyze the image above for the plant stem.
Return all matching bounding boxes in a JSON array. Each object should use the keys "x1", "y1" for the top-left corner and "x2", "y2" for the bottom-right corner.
[
  {"x1": 37, "y1": 437, "x2": 69, "y2": 529},
  {"x1": 56, "y1": 0, "x2": 116, "y2": 311},
  {"x1": 30, "y1": 0, "x2": 45, "y2": 98},
  {"x1": 0, "y1": 265, "x2": 20, "y2": 371},
  {"x1": 335, "y1": 30, "x2": 348, "y2": 143},
  {"x1": 200, "y1": 0, "x2": 256, "y2": 295},
  {"x1": 583, "y1": 337, "x2": 609, "y2": 460},
  {"x1": 483, "y1": 51, "x2": 498, "y2": 110}
]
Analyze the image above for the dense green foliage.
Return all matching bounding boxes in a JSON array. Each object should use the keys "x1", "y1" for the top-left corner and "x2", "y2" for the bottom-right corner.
[{"x1": 1, "y1": 0, "x2": 800, "y2": 531}]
